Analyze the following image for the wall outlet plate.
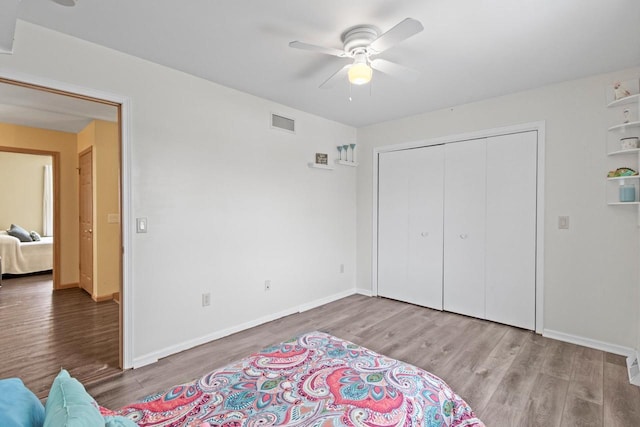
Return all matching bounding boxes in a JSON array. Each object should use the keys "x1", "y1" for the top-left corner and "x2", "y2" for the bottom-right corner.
[{"x1": 202, "y1": 293, "x2": 211, "y2": 307}]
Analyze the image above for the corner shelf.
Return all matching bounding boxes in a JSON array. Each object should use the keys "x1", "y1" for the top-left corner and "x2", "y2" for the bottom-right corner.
[
  {"x1": 607, "y1": 94, "x2": 640, "y2": 108},
  {"x1": 607, "y1": 175, "x2": 640, "y2": 181},
  {"x1": 607, "y1": 201, "x2": 640, "y2": 206},
  {"x1": 606, "y1": 80, "x2": 640, "y2": 220},
  {"x1": 307, "y1": 162, "x2": 334, "y2": 170},
  {"x1": 608, "y1": 121, "x2": 640, "y2": 132},
  {"x1": 608, "y1": 148, "x2": 640, "y2": 156},
  {"x1": 336, "y1": 160, "x2": 359, "y2": 167}
]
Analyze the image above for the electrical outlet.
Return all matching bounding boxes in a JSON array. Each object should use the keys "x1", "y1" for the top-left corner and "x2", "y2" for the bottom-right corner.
[
  {"x1": 558, "y1": 216, "x2": 570, "y2": 230},
  {"x1": 202, "y1": 293, "x2": 211, "y2": 307},
  {"x1": 264, "y1": 280, "x2": 271, "y2": 291}
]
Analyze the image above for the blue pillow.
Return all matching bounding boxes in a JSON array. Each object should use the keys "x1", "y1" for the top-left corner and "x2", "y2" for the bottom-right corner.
[
  {"x1": 44, "y1": 369, "x2": 104, "y2": 427},
  {"x1": 0, "y1": 378, "x2": 45, "y2": 427}
]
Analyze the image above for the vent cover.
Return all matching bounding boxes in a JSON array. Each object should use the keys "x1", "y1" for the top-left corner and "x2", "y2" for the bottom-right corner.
[{"x1": 271, "y1": 113, "x2": 295, "y2": 133}]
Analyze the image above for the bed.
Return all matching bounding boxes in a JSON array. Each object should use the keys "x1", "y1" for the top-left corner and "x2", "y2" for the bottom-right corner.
[
  {"x1": 0, "y1": 230, "x2": 53, "y2": 275},
  {"x1": 107, "y1": 331, "x2": 485, "y2": 426}
]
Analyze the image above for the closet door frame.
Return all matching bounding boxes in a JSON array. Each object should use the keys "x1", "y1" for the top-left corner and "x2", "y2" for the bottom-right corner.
[{"x1": 372, "y1": 121, "x2": 546, "y2": 334}]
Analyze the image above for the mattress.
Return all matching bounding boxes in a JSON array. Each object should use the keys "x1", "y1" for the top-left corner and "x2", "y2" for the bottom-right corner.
[{"x1": 0, "y1": 230, "x2": 53, "y2": 275}]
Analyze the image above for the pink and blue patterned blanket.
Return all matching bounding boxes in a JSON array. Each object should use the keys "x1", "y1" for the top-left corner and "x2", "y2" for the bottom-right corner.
[{"x1": 113, "y1": 331, "x2": 484, "y2": 426}]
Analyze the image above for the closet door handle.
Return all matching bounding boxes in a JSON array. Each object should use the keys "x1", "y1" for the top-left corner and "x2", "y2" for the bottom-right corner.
[
  {"x1": 420, "y1": 232, "x2": 429, "y2": 237},
  {"x1": 459, "y1": 233, "x2": 468, "y2": 240}
]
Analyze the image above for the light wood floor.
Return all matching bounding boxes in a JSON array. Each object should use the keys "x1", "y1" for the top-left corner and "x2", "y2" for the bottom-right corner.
[
  {"x1": 0, "y1": 273, "x2": 120, "y2": 398},
  {"x1": 85, "y1": 294, "x2": 640, "y2": 426},
  {"x1": 2, "y1": 280, "x2": 639, "y2": 426}
]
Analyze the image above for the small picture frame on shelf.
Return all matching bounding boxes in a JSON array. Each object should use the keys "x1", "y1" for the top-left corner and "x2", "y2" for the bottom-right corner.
[{"x1": 315, "y1": 153, "x2": 328, "y2": 165}]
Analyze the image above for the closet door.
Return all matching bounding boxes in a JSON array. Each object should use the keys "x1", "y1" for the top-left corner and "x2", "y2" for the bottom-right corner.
[
  {"x1": 485, "y1": 131, "x2": 537, "y2": 329},
  {"x1": 443, "y1": 139, "x2": 486, "y2": 319},
  {"x1": 378, "y1": 145, "x2": 444, "y2": 309}
]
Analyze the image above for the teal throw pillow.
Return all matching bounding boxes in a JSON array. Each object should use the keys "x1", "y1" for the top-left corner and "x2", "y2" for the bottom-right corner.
[
  {"x1": 44, "y1": 369, "x2": 105, "y2": 427},
  {"x1": 0, "y1": 378, "x2": 45, "y2": 427},
  {"x1": 104, "y1": 415, "x2": 138, "y2": 426}
]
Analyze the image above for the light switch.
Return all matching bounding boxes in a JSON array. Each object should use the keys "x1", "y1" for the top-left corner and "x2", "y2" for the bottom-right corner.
[
  {"x1": 136, "y1": 217, "x2": 148, "y2": 233},
  {"x1": 558, "y1": 216, "x2": 569, "y2": 230}
]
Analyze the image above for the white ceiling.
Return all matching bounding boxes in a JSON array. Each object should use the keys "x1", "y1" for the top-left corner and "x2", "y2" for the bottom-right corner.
[
  {"x1": 9, "y1": 0, "x2": 640, "y2": 128},
  {"x1": 0, "y1": 82, "x2": 117, "y2": 133}
]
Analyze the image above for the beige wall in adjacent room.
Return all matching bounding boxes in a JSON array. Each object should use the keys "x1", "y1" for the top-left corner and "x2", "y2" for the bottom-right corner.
[
  {"x1": 0, "y1": 122, "x2": 79, "y2": 286},
  {"x1": 0, "y1": 150, "x2": 51, "y2": 234},
  {"x1": 77, "y1": 120, "x2": 120, "y2": 300}
]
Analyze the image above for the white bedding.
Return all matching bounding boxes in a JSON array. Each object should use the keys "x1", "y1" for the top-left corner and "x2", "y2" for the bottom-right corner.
[{"x1": 0, "y1": 230, "x2": 53, "y2": 275}]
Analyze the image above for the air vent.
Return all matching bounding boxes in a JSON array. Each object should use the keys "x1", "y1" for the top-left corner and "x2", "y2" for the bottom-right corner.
[{"x1": 271, "y1": 113, "x2": 295, "y2": 133}]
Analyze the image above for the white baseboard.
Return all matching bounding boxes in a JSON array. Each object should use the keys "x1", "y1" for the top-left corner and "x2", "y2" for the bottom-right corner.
[
  {"x1": 132, "y1": 288, "x2": 364, "y2": 368},
  {"x1": 356, "y1": 287, "x2": 373, "y2": 297},
  {"x1": 298, "y1": 289, "x2": 356, "y2": 312},
  {"x1": 543, "y1": 329, "x2": 635, "y2": 357}
]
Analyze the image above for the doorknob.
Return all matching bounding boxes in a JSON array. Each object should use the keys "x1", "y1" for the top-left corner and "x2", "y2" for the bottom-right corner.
[{"x1": 459, "y1": 233, "x2": 468, "y2": 239}]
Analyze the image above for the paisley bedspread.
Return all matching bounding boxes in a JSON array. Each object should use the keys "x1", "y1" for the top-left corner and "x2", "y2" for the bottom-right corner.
[{"x1": 113, "y1": 331, "x2": 484, "y2": 426}]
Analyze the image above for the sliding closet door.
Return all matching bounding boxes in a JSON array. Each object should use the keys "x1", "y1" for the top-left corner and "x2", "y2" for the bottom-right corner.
[
  {"x1": 485, "y1": 131, "x2": 537, "y2": 329},
  {"x1": 443, "y1": 139, "x2": 486, "y2": 319},
  {"x1": 378, "y1": 145, "x2": 444, "y2": 309}
]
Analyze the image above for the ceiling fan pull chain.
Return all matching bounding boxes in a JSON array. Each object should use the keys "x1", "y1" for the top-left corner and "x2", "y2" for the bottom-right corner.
[{"x1": 349, "y1": 82, "x2": 352, "y2": 102}]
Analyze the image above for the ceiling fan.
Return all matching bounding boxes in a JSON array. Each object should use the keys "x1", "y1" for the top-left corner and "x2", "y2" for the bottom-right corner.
[{"x1": 289, "y1": 18, "x2": 424, "y2": 89}]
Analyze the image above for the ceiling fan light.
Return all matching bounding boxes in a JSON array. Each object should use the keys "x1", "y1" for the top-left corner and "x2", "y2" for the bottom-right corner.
[
  {"x1": 51, "y1": 0, "x2": 77, "y2": 6},
  {"x1": 348, "y1": 62, "x2": 372, "y2": 85}
]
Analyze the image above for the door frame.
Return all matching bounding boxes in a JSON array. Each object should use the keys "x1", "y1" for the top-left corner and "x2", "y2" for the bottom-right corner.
[
  {"x1": 372, "y1": 121, "x2": 546, "y2": 334},
  {"x1": 0, "y1": 71, "x2": 133, "y2": 369}
]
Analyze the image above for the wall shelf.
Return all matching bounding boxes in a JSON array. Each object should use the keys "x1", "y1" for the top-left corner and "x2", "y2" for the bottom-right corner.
[
  {"x1": 336, "y1": 160, "x2": 359, "y2": 167},
  {"x1": 608, "y1": 148, "x2": 640, "y2": 156},
  {"x1": 607, "y1": 201, "x2": 640, "y2": 206},
  {"x1": 607, "y1": 175, "x2": 640, "y2": 181},
  {"x1": 608, "y1": 121, "x2": 640, "y2": 132},
  {"x1": 607, "y1": 94, "x2": 640, "y2": 108},
  {"x1": 307, "y1": 162, "x2": 334, "y2": 170}
]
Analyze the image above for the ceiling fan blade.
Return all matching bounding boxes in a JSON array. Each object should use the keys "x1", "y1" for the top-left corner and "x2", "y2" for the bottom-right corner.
[
  {"x1": 370, "y1": 59, "x2": 420, "y2": 82},
  {"x1": 369, "y1": 18, "x2": 424, "y2": 54},
  {"x1": 319, "y1": 64, "x2": 350, "y2": 89},
  {"x1": 289, "y1": 41, "x2": 347, "y2": 58}
]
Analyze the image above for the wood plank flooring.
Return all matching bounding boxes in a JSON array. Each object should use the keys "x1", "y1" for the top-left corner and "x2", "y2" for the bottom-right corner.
[
  {"x1": 86, "y1": 294, "x2": 640, "y2": 426},
  {"x1": 1, "y1": 280, "x2": 639, "y2": 426},
  {"x1": 0, "y1": 273, "x2": 120, "y2": 398}
]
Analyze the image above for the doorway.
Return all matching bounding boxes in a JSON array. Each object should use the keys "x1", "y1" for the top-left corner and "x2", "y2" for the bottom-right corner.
[{"x1": 0, "y1": 75, "x2": 130, "y2": 391}]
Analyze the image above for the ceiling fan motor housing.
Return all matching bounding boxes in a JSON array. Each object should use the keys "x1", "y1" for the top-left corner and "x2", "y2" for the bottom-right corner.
[{"x1": 341, "y1": 26, "x2": 379, "y2": 56}]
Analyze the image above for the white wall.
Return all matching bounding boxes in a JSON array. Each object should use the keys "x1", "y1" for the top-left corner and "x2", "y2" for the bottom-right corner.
[
  {"x1": 0, "y1": 21, "x2": 357, "y2": 363},
  {"x1": 357, "y1": 68, "x2": 640, "y2": 351}
]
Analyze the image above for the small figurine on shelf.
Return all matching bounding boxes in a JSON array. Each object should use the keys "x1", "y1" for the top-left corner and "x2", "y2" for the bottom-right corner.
[
  {"x1": 614, "y1": 82, "x2": 632, "y2": 100},
  {"x1": 623, "y1": 109, "x2": 631, "y2": 123}
]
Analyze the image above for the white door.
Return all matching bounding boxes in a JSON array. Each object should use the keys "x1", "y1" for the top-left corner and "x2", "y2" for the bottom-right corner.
[
  {"x1": 378, "y1": 145, "x2": 444, "y2": 309},
  {"x1": 485, "y1": 131, "x2": 537, "y2": 329},
  {"x1": 443, "y1": 139, "x2": 487, "y2": 319}
]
